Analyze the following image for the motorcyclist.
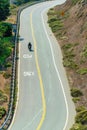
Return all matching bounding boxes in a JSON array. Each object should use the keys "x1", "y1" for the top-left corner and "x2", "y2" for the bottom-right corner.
[{"x1": 28, "y1": 42, "x2": 32, "y2": 51}]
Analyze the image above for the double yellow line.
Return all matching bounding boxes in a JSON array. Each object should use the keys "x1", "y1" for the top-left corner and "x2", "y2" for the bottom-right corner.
[{"x1": 30, "y1": 12, "x2": 46, "y2": 130}]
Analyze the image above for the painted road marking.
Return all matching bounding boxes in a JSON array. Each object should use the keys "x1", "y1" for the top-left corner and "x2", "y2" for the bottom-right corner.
[
  {"x1": 41, "y1": 8, "x2": 69, "y2": 130},
  {"x1": 23, "y1": 54, "x2": 32, "y2": 58},
  {"x1": 30, "y1": 12, "x2": 46, "y2": 130},
  {"x1": 24, "y1": 71, "x2": 34, "y2": 76},
  {"x1": 22, "y1": 109, "x2": 42, "y2": 130}
]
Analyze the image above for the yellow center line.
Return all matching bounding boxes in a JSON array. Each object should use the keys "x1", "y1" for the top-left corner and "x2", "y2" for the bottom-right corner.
[{"x1": 30, "y1": 12, "x2": 46, "y2": 130}]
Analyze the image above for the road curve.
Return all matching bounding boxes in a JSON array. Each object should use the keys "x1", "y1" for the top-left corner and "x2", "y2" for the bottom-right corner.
[{"x1": 9, "y1": 1, "x2": 75, "y2": 130}]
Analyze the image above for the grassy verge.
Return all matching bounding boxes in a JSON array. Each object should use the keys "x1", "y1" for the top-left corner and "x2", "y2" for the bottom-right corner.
[{"x1": 0, "y1": 21, "x2": 13, "y2": 124}]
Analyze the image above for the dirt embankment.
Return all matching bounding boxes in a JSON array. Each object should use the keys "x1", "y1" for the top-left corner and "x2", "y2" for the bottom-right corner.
[
  {"x1": 53, "y1": 0, "x2": 87, "y2": 107},
  {"x1": 48, "y1": 0, "x2": 87, "y2": 129}
]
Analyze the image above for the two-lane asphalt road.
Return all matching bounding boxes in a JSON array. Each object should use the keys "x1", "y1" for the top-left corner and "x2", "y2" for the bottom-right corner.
[{"x1": 9, "y1": 1, "x2": 75, "y2": 130}]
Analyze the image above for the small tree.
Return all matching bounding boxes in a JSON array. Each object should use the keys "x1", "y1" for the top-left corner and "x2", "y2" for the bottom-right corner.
[
  {"x1": 0, "y1": 0, "x2": 10, "y2": 21},
  {"x1": 0, "y1": 22, "x2": 12, "y2": 37}
]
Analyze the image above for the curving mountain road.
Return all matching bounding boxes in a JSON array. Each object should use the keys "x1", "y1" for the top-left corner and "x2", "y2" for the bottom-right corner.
[{"x1": 9, "y1": 1, "x2": 75, "y2": 130}]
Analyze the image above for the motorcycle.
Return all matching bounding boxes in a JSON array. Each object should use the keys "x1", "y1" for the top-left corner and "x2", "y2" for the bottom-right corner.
[{"x1": 28, "y1": 42, "x2": 32, "y2": 51}]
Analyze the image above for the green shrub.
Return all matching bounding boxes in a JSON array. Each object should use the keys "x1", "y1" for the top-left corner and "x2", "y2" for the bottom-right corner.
[
  {"x1": 4, "y1": 85, "x2": 10, "y2": 95},
  {"x1": 62, "y1": 43, "x2": 73, "y2": 49},
  {"x1": 63, "y1": 59, "x2": 78, "y2": 69},
  {"x1": 56, "y1": 31, "x2": 63, "y2": 38},
  {"x1": 3, "y1": 72, "x2": 11, "y2": 79},
  {"x1": 10, "y1": 4, "x2": 17, "y2": 9},
  {"x1": 76, "y1": 106, "x2": 86, "y2": 112},
  {"x1": 48, "y1": 17, "x2": 58, "y2": 23},
  {"x1": 0, "y1": 22, "x2": 12, "y2": 37},
  {"x1": 49, "y1": 20, "x2": 63, "y2": 32},
  {"x1": 0, "y1": 37, "x2": 13, "y2": 68},
  {"x1": 0, "y1": 107, "x2": 6, "y2": 119},
  {"x1": 75, "y1": 110, "x2": 87, "y2": 124},
  {"x1": 0, "y1": 90, "x2": 8, "y2": 104},
  {"x1": 72, "y1": 0, "x2": 81, "y2": 5},
  {"x1": 70, "y1": 123, "x2": 87, "y2": 130},
  {"x1": 70, "y1": 88, "x2": 83, "y2": 97},
  {"x1": 47, "y1": 8, "x2": 56, "y2": 16},
  {"x1": 0, "y1": 0, "x2": 10, "y2": 21},
  {"x1": 64, "y1": 51, "x2": 75, "y2": 59},
  {"x1": 72, "y1": 97, "x2": 80, "y2": 103},
  {"x1": 62, "y1": 45, "x2": 78, "y2": 69},
  {"x1": 62, "y1": 43, "x2": 77, "y2": 69},
  {"x1": 77, "y1": 68, "x2": 87, "y2": 75},
  {"x1": 63, "y1": 59, "x2": 71, "y2": 67},
  {"x1": 82, "y1": 44, "x2": 87, "y2": 57},
  {"x1": 47, "y1": 8, "x2": 64, "y2": 33},
  {"x1": 0, "y1": 95, "x2": 7, "y2": 104},
  {"x1": 5, "y1": 62, "x2": 12, "y2": 68}
]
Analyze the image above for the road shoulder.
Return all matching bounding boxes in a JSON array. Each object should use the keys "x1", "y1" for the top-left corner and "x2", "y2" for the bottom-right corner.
[{"x1": 42, "y1": 9, "x2": 76, "y2": 130}]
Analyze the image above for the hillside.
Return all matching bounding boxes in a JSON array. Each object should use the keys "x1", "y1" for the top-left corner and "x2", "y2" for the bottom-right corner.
[{"x1": 48, "y1": 0, "x2": 87, "y2": 129}]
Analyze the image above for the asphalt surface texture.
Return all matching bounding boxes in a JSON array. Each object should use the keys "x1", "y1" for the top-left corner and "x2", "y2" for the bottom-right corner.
[{"x1": 9, "y1": 1, "x2": 75, "y2": 130}]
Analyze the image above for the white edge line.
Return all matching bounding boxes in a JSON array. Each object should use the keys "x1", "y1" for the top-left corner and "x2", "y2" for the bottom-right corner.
[{"x1": 41, "y1": 7, "x2": 69, "y2": 130}]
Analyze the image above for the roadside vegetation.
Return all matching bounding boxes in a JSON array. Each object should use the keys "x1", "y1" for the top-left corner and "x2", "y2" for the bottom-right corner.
[
  {"x1": 12, "y1": 0, "x2": 41, "y2": 6},
  {"x1": 0, "y1": 22, "x2": 13, "y2": 69},
  {"x1": 0, "y1": 0, "x2": 10, "y2": 21},
  {"x1": 0, "y1": 0, "x2": 13, "y2": 126},
  {"x1": 47, "y1": 0, "x2": 87, "y2": 129},
  {"x1": 0, "y1": 107, "x2": 6, "y2": 120},
  {"x1": 13, "y1": 0, "x2": 36, "y2": 5}
]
